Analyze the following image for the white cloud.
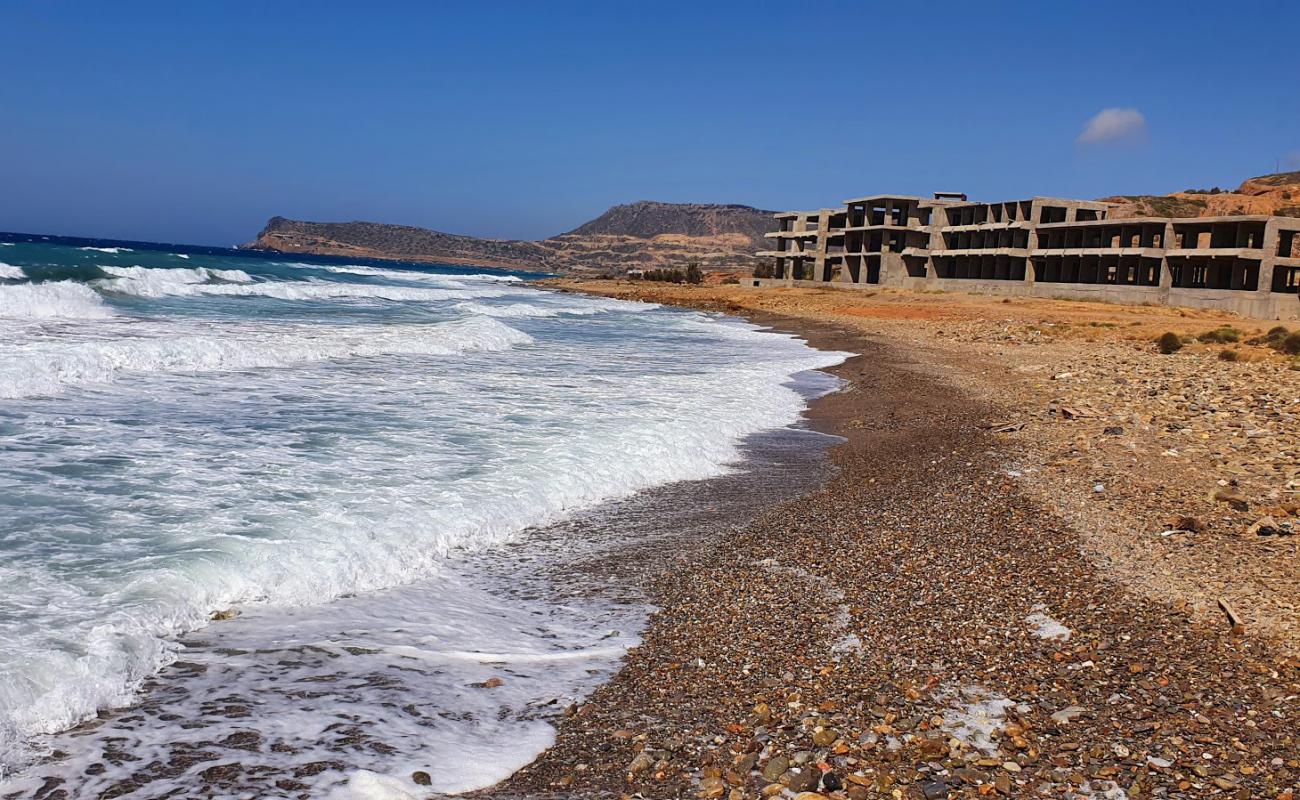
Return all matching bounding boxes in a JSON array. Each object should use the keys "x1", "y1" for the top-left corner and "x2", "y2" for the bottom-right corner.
[{"x1": 1078, "y1": 108, "x2": 1147, "y2": 145}]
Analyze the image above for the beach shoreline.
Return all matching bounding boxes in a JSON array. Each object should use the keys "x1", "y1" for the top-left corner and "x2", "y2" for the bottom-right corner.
[{"x1": 487, "y1": 280, "x2": 1300, "y2": 799}]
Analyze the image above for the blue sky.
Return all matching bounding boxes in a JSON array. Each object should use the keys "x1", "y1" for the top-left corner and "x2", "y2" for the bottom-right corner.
[{"x1": 2, "y1": 0, "x2": 1297, "y2": 245}]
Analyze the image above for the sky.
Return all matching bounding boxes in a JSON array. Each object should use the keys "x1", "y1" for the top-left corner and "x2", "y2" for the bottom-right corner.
[{"x1": 2, "y1": 1, "x2": 1297, "y2": 246}]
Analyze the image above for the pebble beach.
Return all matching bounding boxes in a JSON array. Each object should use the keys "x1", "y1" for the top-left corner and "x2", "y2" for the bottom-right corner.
[{"x1": 489, "y1": 283, "x2": 1300, "y2": 800}]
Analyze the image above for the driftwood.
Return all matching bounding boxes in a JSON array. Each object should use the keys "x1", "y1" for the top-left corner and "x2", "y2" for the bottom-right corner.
[{"x1": 1217, "y1": 597, "x2": 1245, "y2": 635}]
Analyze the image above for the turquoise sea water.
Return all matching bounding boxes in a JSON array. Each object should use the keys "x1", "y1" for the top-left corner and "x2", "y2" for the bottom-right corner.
[{"x1": 0, "y1": 235, "x2": 844, "y2": 797}]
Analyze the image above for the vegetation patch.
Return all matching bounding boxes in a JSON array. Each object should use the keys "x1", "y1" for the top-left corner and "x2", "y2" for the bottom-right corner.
[
  {"x1": 1156, "y1": 332, "x2": 1184, "y2": 354},
  {"x1": 1195, "y1": 326, "x2": 1241, "y2": 344}
]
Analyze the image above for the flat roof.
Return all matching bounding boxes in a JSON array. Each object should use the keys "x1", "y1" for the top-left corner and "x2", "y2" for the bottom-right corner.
[{"x1": 842, "y1": 194, "x2": 927, "y2": 205}]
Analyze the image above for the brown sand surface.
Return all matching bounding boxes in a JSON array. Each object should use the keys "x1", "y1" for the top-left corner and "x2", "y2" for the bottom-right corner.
[{"x1": 483, "y1": 282, "x2": 1299, "y2": 799}]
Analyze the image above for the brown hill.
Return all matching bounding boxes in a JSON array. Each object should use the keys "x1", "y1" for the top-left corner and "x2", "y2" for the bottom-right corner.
[
  {"x1": 565, "y1": 201, "x2": 775, "y2": 248},
  {"x1": 243, "y1": 201, "x2": 777, "y2": 275},
  {"x1": 1104, "y1": 170, "x2": 1300, "y2": 219}
]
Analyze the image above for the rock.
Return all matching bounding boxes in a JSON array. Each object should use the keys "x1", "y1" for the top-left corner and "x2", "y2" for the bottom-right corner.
[
  {"x1": 411, "y1": 771, "x2": 431, "y2": 786},
  {"x1": 812, "y1": 727, "x2": 837, "y2": 746},
  {"x1": 785, "y1": 767, "x2": 820, "y2": 793},
  {"x1": 627, "y1": 751, "x2": 655, "y2": 776},
  {"x1": 920, "y1": 779, "x2": 950, "y2": 799},
  {"x1": 1103, "y1": 426, "x2": 1124, "y2": 435},
  {"x1": 953, "y1": 767, "x2": 987, "y2": 784},
  {"x1": 821, "y1": 772, "x2": 842, "y2": 792},
  {"x1": 1001, "y1": 761, "x2": 1021, "y2": 772},
  {"x1": 698, "y1": 776, "x2": 726, "y2": 798},
  {"x1": 210, "y1": 609, "x2": 239, "y2": 621},
  {"x1": 1172, "y1": 515, "x2": 1205, "y2": 532},
  {"x1": 473, "y1": 676, "x2": 504, "y2": 689},
  {"x1": 1050, "y1": 706, "x2": 1086, "y2": 725},
  {"x1": 793, "y1": 794, "x2": 828, "y2": 800},
  {"x1": 1247, "y1": 515, "x2": 1288, "y2": 536},
  {"x1": 1213, "y1": 488, "x2": 1249, "y2": 511},
  {"x1": 761, "y1": 755, "x2": 789, "y2": 782}
]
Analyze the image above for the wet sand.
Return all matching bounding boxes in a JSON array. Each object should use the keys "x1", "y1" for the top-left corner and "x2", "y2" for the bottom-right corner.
[{"x1": 488, "y1": 302, "x2": 1300, "y2": 799}]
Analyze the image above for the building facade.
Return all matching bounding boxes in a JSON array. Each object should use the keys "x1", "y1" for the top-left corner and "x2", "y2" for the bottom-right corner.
[{"x1": 755, "y1": 194, "x2": 1300, "y2": 320}]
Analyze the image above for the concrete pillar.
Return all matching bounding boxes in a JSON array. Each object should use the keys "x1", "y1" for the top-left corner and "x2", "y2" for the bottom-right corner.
[
  {"x1": 1258, "y1": 220, "x2": 1280, "y2": 295},
  {"x1": 1158, "y1": 222, "x2": 1175, "y2": 301}
]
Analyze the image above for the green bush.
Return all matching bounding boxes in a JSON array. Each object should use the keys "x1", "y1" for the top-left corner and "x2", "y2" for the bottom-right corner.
[
  {"x1": 721, "y1": 276, "x2": 739, "y2": 285},
  {"x1": 685, "y1": 263, "x2": 703, "y2": 285},
  {"x1": 1157, "y1": 332, "x2": 1183, "y2": 354},
  {"x1": 1281, "y1": 332, "x2": 1300, "y2": 356},
  {"x1": 638, "y1": 268, "x2": 685, "y2": 283},
  {"x1": 1196, "y1": 326, "x2": 1241, "y2": 344}
]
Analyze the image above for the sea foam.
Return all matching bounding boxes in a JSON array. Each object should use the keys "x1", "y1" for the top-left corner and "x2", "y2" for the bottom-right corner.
[
  {"x1": 0, "y1": 315, "x2": 533, "y2": 398},
  {"x1": 0, "y1": 247, "x2": 846, "y2": 794},
  {"x1": 0, "y1": 281, "x2": 117, "y2": 319},
  {"x1": 95, "y1": 265, "x2": 508, "y2": 302}
]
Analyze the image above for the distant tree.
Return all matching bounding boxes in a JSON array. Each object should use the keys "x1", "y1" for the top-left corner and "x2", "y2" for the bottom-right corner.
[{"x1": 685, "y1": 262, "x2": 703, "y2": 285}]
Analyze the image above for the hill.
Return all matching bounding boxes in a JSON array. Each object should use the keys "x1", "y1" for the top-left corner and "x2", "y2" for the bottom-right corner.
[
  {"x1": 243, "y1": 201, "x2": 778, "y2": 275},
  {"x1": 1104, "y1": 170, "x2": 1300, "y2": 219},
  {"x1": 565, "y1": 201, "x2": 775, "y2": 246}
]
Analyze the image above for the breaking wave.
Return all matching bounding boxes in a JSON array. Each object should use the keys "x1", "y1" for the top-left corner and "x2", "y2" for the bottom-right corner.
[
  {"x1": 0, "y1": 281, "x2": 117, "y2": 320},
  {"x1": 0, "y1": 263, "x2": 25, "y2": 280},
  {"x1": 0, "y1": 315, "x2": 533, "y2": 398},
  {"x1": 95, "y1": 266, "x2": 507, "y2": 302},
  {"x1": 454, "y1": 301, "x2": 602, "y2": 318}
]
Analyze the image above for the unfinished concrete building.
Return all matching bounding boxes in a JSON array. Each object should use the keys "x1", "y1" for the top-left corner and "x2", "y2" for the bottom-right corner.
[{"x1": 755, "y1": 193, "x2": 1300, "y2": 320}]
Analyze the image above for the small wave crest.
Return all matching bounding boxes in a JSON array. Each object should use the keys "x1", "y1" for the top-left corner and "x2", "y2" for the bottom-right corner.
[
  {"x1": 94, "y1": 266, "x2": 507, "y2": 303},
  {"x1": 78, "y1": 246, "x2": 133, "y2": 254},
  {"x1": 0, "y1": 262, "x2": 25, "y2": 280},
  {"x1": 454, "y1": 301, "x2": 601, "y2": 318},
  {"x1": 313, "y1": 264, "x2": 523, "y2": 283},
  {"x1": 0, "y1": 281, "x2": 116, "y2": 320}
]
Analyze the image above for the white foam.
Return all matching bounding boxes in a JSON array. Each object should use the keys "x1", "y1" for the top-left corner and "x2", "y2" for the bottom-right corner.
[
  {"x1": 95, "y1": 266, "x2": 508, "y2": 302},
  {"x1": 78, "y1": 246, "x2": 133, "y2": 254},
  {"x1": 314, "y1": 264, "x2": 523, "y2": 283},
  {"x1": 0, "y1": 315, "x2": 533, "y2": 398},
  {"x1": 455, "y1": 301, "x2": 600, "y2": 318},
  {"x1": 0, "y1": 281, "x2": 116, "y2": 319},
  {"x1": 0, "y1": 263, "x2": 24, "y2": 279},
  {"x1": 940, "y1": 685, "x2": 1016, "y2": 755},
  {"x1": 0, "y1": 270, "x2": 847, "y2": 792},
  {"x1": 173, "y1": 253, "x2": 189, "y2": 259}
]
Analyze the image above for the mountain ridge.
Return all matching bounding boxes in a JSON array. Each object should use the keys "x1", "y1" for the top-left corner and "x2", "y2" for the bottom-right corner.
[{"x1": 243, "y1": 202, "x2": 778, "y2": 275}]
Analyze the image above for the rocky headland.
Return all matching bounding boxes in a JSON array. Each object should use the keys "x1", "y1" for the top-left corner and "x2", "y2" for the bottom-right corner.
[{"x1": 241, "y1": 202, "x2": 777, "y2": 276}]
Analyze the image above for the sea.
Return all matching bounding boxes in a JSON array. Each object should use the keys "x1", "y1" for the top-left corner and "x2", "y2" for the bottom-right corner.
[{"x1": 0, "y1": 233, "x2": 845, "y2": 798}]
